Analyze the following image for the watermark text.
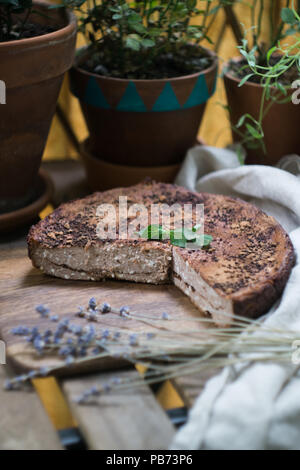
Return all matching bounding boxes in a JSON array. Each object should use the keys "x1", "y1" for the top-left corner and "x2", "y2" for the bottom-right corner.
[
  {"x1": 292, "y1": 80, "x2": 300, "y2": 105},
  {"x1": 0, "y1": 340, "x2": 6, "y2": 365},
  {"x1": 0, "y1": 80, "x2": 6, "y2": 104},
  {"x1": 96, "y1": 197, "x2": 205, "y2": 249}
]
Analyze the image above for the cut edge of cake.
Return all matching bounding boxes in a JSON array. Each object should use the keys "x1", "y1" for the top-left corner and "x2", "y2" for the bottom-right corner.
[
  {"x1": 28, "y1": 239, "x2": 173, "y2": 284},
  {"x1": 172, "y1": 244, "x2": 295, "y2": 327}
]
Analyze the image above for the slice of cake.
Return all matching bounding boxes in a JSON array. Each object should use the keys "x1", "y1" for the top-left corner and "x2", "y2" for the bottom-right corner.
[
  {"x1": 28, "y1": 181, "x2": 295, "y2": 325},
  {"x1": 172, "y1": 193, "x2": 294, "y2": 325}
]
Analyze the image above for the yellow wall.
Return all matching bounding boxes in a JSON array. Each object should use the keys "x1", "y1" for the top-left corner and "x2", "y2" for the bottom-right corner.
[{"x1": 43, "y1": 0, "x2": 282, "y2": 160}]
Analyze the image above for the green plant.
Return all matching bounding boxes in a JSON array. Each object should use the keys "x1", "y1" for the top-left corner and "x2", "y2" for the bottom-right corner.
[
  {"x1": 58, "y1": 0, "x2": 232, "y2": 78},
  {"x1": 229, "y1": 1, "x2": 300, "y2": 158},
  {"x1": 0, "y1": 0, "x2": 33, "y2": 42},
  {"x1": 240, "y1": 0, "x2": 300, "y2": 62}
]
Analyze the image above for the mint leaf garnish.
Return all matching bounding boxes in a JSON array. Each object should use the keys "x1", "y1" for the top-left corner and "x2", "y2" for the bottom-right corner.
[
  {"x1": 192, "y1": 234, "x2": 213, "y2": 247},
  {"x1": 137, "y1": 224, "x2": 212, "y2": 249},
  {"x1": 192, "y1": 224, "x2": 202, "y2": 232},
  {"x1": 136, "y1": 224, "x2": 168, "y2": 240},
  {"x1": 170, "y1": 231, "x2": 186, "y2": 248}
]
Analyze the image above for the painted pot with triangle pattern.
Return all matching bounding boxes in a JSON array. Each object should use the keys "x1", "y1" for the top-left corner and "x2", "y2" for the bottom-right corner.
[{"x1": 70, "y1": 49, "x2": 218, "y2": 168}]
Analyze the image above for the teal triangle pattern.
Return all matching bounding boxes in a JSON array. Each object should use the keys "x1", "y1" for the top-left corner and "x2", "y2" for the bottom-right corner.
[
  {"x1": 152, "y1": 83, "x2": 181, "y2": 112},
  {"x1": 117, "y1": 82, "x2": 147, "y2": 112},
  {"x1": 84, "y1": 77, "x2": 110, "y2": 109},
  {"x1": 183, "y1": 74, "x2": 210, "y2": 109}
]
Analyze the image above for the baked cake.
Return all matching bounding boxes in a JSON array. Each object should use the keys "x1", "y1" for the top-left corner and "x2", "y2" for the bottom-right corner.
[{"x1": 28, "y1": 181, "x2": 295, "y2": 326}]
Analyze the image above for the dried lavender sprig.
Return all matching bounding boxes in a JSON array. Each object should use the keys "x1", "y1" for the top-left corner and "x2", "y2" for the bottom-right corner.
[
  {"x1": 47, "y1": 296, "x2": 268, "y2": 335},
  {"x1": 35, "y1": 304, "x2": 50, "y2": 318},
  {"x1": 9, "y1": 316, "x2": 282, "y2": 360},
  {"x1": 59, "y1": 297, "x2": 256, "y2": 339},
  {"x1": 5, "y1": 296, "x2": 297, "y2": 396},
  {"x1": 11, "y1": 310, "x2": 285, "y2": 362}
]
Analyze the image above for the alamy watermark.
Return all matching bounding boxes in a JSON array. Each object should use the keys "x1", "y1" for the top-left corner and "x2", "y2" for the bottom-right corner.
[
  {"x1": 95, "y1": 196, "x2": 205, "y2": 249},
  {"x1": 0, "y1": 80, "x2": 6, "y2": 104},
  {"x1": 292, "y1": 80, "x2": 300, "y2": 105},
  {"x1": 291, "y1": 340, "x2": 300, "y2": 364},
  {"x1": 0, "y1": 340, "x2": 6, "y2": 365}
]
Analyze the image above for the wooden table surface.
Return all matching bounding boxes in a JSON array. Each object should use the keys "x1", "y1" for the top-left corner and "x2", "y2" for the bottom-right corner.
[{"x1": 0, "y1": 160, "x2": 217, "y2": 450}]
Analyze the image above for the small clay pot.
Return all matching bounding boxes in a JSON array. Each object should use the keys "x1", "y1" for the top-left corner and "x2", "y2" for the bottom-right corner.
[
  {"x1": 80, "y1": 139, "x2": 181, "y2": 191},
  {"x1": 70, "y1": 49, "x2": 218, "y2": 167},
  {"x1": 224, "y1": 59, "x2": 300, "y2": 166},
  {"x1": 0, "y1": 168, "x2": 53, "y2": 233},
  {"x1": 0, "y1": 1, "x2": 76, "y2": 213}
]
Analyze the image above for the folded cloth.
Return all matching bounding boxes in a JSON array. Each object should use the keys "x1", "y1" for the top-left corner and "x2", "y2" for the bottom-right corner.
[{"x1": 171, "y1": 146, "x2": 300, "y2": 450}]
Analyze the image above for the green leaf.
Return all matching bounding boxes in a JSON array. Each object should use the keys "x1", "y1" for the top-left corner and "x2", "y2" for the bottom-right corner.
[
  {"x1": 239, "y1": 49, "x2": 249, "y2": 60},
  {"x1": 137, "y1": 224, "x2": 212, "y2": 249},
  {"x1": 170, "y1": 228, "x2": 186, "y2": 241},
  {"x1": 128, "y1": 15, "x2": 147, "y2": 34},
  {"x1": 182, "y1": 229, "x2": 194, "y2": 241},
  {"x1": 170, "y1": 234, "x2": 186, "y2": 248},
  {"x1": 267, "y1": 46, "x2": 277, "y2": 63},
  {"x1": 137, "y1": 224, "x2": 168, "y2": 240},
  {"x1": 187, "y1": 234, "x2": 213, "y2": 248},
  {"x1": 125, "y1": 36, "x2": 141, "y2": 51},
  {"x1": 245, "y1": 123, "x2": 262, "y2": 139},
  {"x1": 236, "y1": 115, "x2": 247, "y2": 128},
  {"x1": 238, "y1": 73, "x2": 254, "y2": 87},
  {"x1": 276, "y1": 82, "x2": 287, "y2": 96},
  {"x1": 148, "y1": 28, "x2": 162, "y2": 37},
  {"x1": 130, "y1": 22, "x2": 147, "y2": 34},
  {"x1": 281, "y1": 7, "x2": 296, "y2": 25},
  {"x1": 201, "y1": 234, "x2": 213, "y2": 247},
  {"x1": 141, "y1": 38, "x2": 155, "y2": 49}
]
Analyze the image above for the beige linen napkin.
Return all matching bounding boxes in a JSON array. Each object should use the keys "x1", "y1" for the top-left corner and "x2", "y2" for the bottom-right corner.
[{"x1": 171, "y1": 146, "x2": 300, "y2": 450}]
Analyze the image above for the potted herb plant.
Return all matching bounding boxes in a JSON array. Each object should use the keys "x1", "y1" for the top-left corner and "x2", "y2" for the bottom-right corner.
[
  {"x1": 63, "y1": 0, "x2": 224, "y2": 190},
  {"x1": 224, "y1": 1, "x2": 300, "y2": 166},
  {"x1": 0, "y1": 0, "x2": 76, "y2": 217}
]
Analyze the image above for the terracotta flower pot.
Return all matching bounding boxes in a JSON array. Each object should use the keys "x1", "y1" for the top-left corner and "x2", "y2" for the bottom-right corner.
[
  {"x1": 70, "y1": 49, "x2": 218, "y2": 167},
  {"x1": 0, "y1": 1, "x2": 76, "y2": 213},
  {"x1": 224, "y1": 59, "x2": 300, "y2": 166},
  {"x1": 80, "y1": 139, "x2": 182, "y2": 191}
]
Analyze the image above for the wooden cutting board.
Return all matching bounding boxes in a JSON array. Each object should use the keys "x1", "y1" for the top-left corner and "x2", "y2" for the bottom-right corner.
[{"x1": 0, "y1": 246, "x2": 209, "y2": 375}]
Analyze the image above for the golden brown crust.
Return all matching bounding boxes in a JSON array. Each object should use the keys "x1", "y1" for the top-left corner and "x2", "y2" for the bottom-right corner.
[
  {"x1": 28, "y1": 180, "x2": 203, "y2": 249},
  {"x1": 174, "y1": 194, "x2": 295, "y2": 293},
  {"x1": 28, "y1": 180, "x2": 295, "y2": 320}
]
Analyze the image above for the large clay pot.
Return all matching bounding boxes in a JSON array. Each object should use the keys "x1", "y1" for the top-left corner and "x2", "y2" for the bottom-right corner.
[
  {"x1": 0, "y1": 1, "x2": 76, "y2": 213},
  {"x1": 80, "y1": 139, "x2": 181, "y2": 191},
  {"x1": 224, "y1": 59, "x2": 300, "y2": 166},
  {"x1": 70, "y1": 49, "x2": 218, "y2": 167}
]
